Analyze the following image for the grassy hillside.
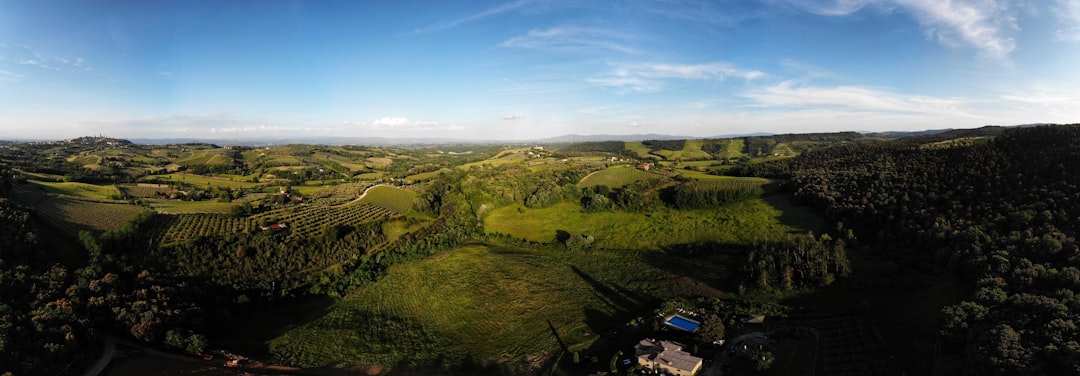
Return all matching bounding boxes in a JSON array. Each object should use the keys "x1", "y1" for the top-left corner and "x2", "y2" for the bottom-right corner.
[
  {"x1": 624, "y1": 141, "x2": 654, "y2": 159},
  {"x1": 37, "y1": 197, "x2": 150, "y2": 236},
  {"x1": 359, "y1": 186, "x2": 417, "y2": 214},
  {"x1": 651, "y1": 139, "x2": 712, "y2": 160},
  {"x1": 485, "y1": 198, "x2": 799, "y2": 248},
  {"x1": 577, "y1": 165, "x2": 654, "y2": 188},
  {"x1": 29, "y1": 181, "x2": 123, "y2": 200},
  {"x1": 269, "y1": 244, "x2": 681, "y2": 370}
]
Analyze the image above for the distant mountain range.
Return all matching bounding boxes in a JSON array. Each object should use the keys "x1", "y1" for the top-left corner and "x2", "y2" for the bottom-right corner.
[{"x1": 6, "y1": 124, "x2": 1062, "y2": 146}]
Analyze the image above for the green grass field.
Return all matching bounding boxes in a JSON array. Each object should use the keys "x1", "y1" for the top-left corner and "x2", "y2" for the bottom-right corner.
[
  {"x1": 141, "y1": 173, "x2": 261, "y2": 189},
  {"x1": 268, "y1": 243, "x2": 679, "y2": 370},
  {"x1": 403, "y1": 169, "x2": 450, "y2": 183},
  {"x1": 577, "y1": 165, "x2": 654, "y2": 188},
  {"x1": 664, "y1": 139, "x2": 712, "y2": 160},
  {"x1": 29, "y1": 180, "x2": 123, "y2": 200},
  {"x1": 485, "y1": 198, "x2": 799, "y2": 248},
  {"x1": 359, "y1": 186, "x2": 417, "y2": 214},
  {"x1": 624, "y1": 142, "x2": 654, "y2": 159},
  {"x1": 15, "y1": 170, "x2": 65, "y2": 182},
  {"x1": 720, "y1": 138, "x2": 745, "y2": 159},
  {"x1": 174, "y1": 150, "x2": 233, "y2": 166},
  {"x1": 144, "y1": 199, "x2": 239, "y2": 214}
]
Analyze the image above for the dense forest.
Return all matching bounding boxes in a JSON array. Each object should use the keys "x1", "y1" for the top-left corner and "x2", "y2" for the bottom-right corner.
[{"x1": 733, "y1": 125, "x2": 1080, "y2": 374}]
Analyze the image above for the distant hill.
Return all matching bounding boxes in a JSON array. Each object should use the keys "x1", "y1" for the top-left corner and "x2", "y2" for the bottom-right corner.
[{"x1": 535, "y1": 134, "x2": 693, "y2": 143}]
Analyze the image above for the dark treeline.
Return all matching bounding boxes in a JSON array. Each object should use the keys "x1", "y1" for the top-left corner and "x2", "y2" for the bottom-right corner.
[
  {"x1": 641, "y1": 139, "x2": 686, "y2": 151},
  {"x1": 560, "y1": 141, "x2": 629, "y2": 155},
  {"x1": 741, "y1": 233, "x2": 851, "y2": 291},
  {"x1": 737, "y1": 124, "x2": 1080, "y2": 375},
  {"x1": 1, "y1": 203, "x2": 208, "y2": 375},
  {"x1": 663, "y1": 180, "x2": 763, "y2": 210}
]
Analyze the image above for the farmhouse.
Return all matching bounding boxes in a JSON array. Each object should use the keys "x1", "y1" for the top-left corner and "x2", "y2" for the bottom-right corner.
[
  {"x1": 637, "y1": 163, "x2": 652, "y2": 171},
  {"x1": 634, "y1": 338, "x2": 703, "y2": 376},
  {"x1": 261, "y1": 223, "x2": 287, "y2": 231}
]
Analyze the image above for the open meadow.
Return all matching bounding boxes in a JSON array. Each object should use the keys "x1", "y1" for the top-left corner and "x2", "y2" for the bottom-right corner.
[
  {"x1": 484, "y1": 198, "x2": 803, "y2": 248},
  {"x1": 29, "y1": 180, "x2": 123, "y2": 200},
  {"x1": 268, "y1": 243, "x2": 690, "y2": 370},
  {"x1": 577, "y1": 165, "x2": 655, "y2": 188}
]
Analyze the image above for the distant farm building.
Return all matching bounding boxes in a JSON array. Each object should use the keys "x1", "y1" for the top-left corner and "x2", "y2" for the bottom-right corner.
[
  {"x1": 261, "y1": 223, "x2": 287, "y2": 231},
  {"x1": 637, "y1": 163, "x2": 651, "y2": 171},
  {"x1": 635, "y1": 338, "x2": 703, "y2": 376}
]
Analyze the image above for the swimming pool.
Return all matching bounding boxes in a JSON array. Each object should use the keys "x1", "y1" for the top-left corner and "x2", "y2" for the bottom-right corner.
[{"x1": 665, "y1": 314, "x2": 700, "y2": 332}]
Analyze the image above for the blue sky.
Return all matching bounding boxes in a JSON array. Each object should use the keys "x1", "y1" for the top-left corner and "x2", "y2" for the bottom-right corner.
[{"x1": 1, "y1": 0, "x2": 1078, "y2": 140}]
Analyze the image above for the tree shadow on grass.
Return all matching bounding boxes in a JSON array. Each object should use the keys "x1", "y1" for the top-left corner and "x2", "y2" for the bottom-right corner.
[
  {"x1": 211, "y1": 293, "x2": 337, "y2": 357},
  {"x1": 645, "y1": 241, "x2": 748, "y2": 294},
  {"x1": 762, "y1": 192, "x2": 829, "y2": 233},
  {"x1": 571, "y1": 266, "x2": 648, "y2": 316}
]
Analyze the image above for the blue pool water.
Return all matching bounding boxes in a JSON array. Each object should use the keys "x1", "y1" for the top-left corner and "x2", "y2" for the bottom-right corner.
[{"x1": 666, "y1": 315, "x2": 700, "y2": 332}]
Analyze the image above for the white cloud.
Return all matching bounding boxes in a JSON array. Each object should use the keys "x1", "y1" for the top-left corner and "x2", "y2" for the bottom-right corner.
[
  {"x1": 894, "y1": 0, "x2": 1017, "y2": 58},
  {"x1": 415, "y1": 0, "x2": 536, "y2": 33},
  {"x1": 503, "y1": 114, "x2": 527, "y2": 120},
  {"x1": 210, "y1": 125, "x2": 300, "y2": 133},
  {"x1": 1000, "y1": 92, "x2": 1080, "y2": 119},
  {"x1": 500, "y1": 25, "x2": 637, "y2": 54},
  {"x1": 778, "y1": 0, "x2": 1017, "y2": 58},
  {"x1": 743, "y1": 81, "x2": 974, "y2": 117},
  {"x1": 371, "y1": 116, "x2": 464, "y2": 131},
  {"x1": 589, "y1": 62, "x2": 765, "y2": 93},
  {"x1": 373, "y1": 117, "x2": 411, "y2": 127}
]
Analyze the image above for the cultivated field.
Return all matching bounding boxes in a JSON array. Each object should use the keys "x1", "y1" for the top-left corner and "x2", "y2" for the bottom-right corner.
[
  {"x1": 358, "y1": 186, "x2": 416, "y2": 214},
  {"x1": 36, "y1": 197, "x2": 149, "y2": 236},
  {"x1": 650, "y1": 139, "x2": 712, "y2": 160},
  {"x1": 29, "y1": 181, "x2": 123, "y2": 200},
  {"x1": 268, "y1": 244, "x2": 680, "y2": 370},
  {"x1": 577, "y1": 165, "x2": 654, "y2": 188},
  {"x1": 484, "y1": 198, "x2": 797, "y2": 248}
]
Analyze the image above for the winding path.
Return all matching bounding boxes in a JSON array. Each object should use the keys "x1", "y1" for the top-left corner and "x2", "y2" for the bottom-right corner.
[{"x1": 328, "y1": 183, "x2": 386, "y2": 208}]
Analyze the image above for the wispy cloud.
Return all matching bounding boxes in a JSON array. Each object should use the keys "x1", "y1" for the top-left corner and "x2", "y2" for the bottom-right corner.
[
  {"x1": 589, "y1": 62, "x2": 765, "y2": 93},
  {"x1": 785, "y1": 0, "x2": 1018, "y2": 58},
  {"x1": 371, "y1": 116, "x2": 464, "y2": 131},
  {"x1": 415, "y1": 0, "x2": 537, "y2": 33},
  {"x1": 648, "y1": 0, "x2": 769, "y2": 30},
  {"x1": 1, "y1": 44, "x2": 91, "y2": 72},
  {"x1": 895, "y1": 0, "x2": 1017, "y2": 58},
  {"x1": 1057, "y1": 0, "x2": 1080, "y2": 41},
  {"x1": 500, "y1": 25, "x2": 638, "y2": 54},
  {"x1": 0, "y1": 69, "x2": 24, "y2": 82},
  {"x1": 743, "y1": 80, "x2": 974, "y2": 117},
  {"x1": 210, "y1": 125, "x2": 302, "y2": 134},
  {"x1": 503, "y1": 114, "x2": 527, "y2": 120},
  {"x1": 774, "y1": 0, "x2": 876, "y2": 16}
]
